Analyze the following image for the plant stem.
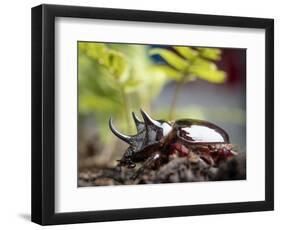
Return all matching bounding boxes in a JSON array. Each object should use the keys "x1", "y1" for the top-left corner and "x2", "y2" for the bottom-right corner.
[
  {"x1": 168, "y1": 75, "x2": 193, "y2": 120},
  {"x1": 120, "y1": 85, "x2": 131, "y2": 132},
  {"x1": 168, "y1": 80, "x2": 183, "y2": 120}
]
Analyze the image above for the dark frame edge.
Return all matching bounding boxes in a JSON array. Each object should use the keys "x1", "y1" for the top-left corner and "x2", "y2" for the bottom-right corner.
[
  {"x1": 31, "y1": 4, "x2": 56, "y2": 225},
  {"x1": 41, "y1": 200, "x2": 273, "y2": 225},
  {"x1": 265, "y1": 19, "x2": 274, "y2": 211},
  {"x1": 31, "y1": 5, "x2": 43, "y2": 225}
]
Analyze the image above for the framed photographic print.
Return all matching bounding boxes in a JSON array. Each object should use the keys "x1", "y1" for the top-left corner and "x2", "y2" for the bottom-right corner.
[{"x1": 31, "y1": 4, "x2": 274, "y2": 225}]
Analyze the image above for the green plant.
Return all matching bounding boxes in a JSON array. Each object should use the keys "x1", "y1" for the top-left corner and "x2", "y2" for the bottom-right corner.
[
  {"x1": 78, "y1": 42, "x2": 169, "y2": 143},
  {"x1": 78, "y1": 42, "x2": 227, "y2": 147},
  {"x1": 149, "y1": 46, "x2": 227, "y2": 119}
]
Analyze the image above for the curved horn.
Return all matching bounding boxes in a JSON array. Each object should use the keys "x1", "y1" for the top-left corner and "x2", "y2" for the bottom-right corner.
[
  {"x1": 140, "y1": 109, "x2": 160, "y2": 127},
  {"x1": 109, "y1": 117, "x2": 131, "y2": 144},
  {"x1": 132, "y1": 112, "x2": 143, "y2": 131}
]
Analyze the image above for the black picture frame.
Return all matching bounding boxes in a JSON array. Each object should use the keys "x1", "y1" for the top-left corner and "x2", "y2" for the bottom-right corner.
[{"x1": 31, "y1": 4, "x2": 274, "y2": 225}]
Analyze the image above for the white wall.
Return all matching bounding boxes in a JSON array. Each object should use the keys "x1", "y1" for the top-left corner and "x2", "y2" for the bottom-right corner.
[{"x1": 0, "y1": 0, "x2": 279, "y2": 228}]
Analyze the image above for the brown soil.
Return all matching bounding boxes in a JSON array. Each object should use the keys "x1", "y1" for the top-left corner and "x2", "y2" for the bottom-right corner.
[{"x1": 78, "y1": 153, "x2": 246, "y2": 187}]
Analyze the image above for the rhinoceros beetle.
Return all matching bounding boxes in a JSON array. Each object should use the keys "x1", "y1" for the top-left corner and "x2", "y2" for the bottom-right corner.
[{"x1": 109, "y1": 109, "x2": 236, "y2": 179}]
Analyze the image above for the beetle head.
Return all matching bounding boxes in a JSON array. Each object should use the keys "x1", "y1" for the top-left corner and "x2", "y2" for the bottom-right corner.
[{"x1": 109, "y1": 109, "x2": 172, "y2": 160}]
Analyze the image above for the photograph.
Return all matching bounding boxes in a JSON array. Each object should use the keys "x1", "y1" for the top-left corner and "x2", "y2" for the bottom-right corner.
[{"x1": 77, "y1": 42, "x2": 247, "y2": 187}]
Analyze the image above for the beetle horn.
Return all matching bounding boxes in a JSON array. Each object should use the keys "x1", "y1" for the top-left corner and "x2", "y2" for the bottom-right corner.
[
  {"x1": 140, "y1": 109, "x2": 160, "y2": 127},
  {"x1": 132, "y1": 112, "x2": 143, "y2": 131},
  {"x1": 109, "y1": 117, "x2": 131, "y2": 144}
]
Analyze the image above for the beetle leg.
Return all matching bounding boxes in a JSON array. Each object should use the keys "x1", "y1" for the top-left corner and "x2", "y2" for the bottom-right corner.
[
  {"x1": 200, "y1": 154, "x2": 215, "y2": 166},
  {"x1": 115, "y1": 160, "x2": 122, "y2": 172},
  {"x1": 131, "y1": 152, "x2": 161, "y2": 180}
]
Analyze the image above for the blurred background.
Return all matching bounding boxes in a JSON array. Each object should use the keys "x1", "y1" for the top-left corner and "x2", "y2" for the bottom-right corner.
[{"x1": 78, "y1": 42, "x2": 246, "y2": 174}]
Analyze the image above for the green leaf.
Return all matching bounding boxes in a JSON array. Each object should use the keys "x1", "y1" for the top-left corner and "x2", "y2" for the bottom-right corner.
[
  {"x1": 123, "y1": 79, "x2": 141, "y2": 93},
  {"x1": 192, "y1": 58, "x2": 217, "y2": 70},
  {"x1": 149, "y1": 65, "x2": 183, "y2": 81},
  {"x1": 149, "y1": 48, "x2": 189, "y2": 71},
  {"x1": 83, "y1": 43, "x2": 107, "y2": 60},
  {"x1": 189, "y1": 66, "x2": 226, "y2": 83},
  {"x1": 106, "y1": 50, "x2": 127, "y2": 79},
  {"x1": 80, "y1": 43, "x2": 128, "y2": 80},
  {"x1": 197, "y1": 48, "x2": 222, "y2": 61},
  {"x1": 173, "y1": 46, "x2": 198, "y2": 60},
  {"x1": 79, "y1": 93, "x2": 120, "y2": 113}
]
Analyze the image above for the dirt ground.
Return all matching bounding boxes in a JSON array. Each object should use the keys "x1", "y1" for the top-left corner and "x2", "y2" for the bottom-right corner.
[{"x1": 78, "y1": 152, "x2": 246, "y2": 187}]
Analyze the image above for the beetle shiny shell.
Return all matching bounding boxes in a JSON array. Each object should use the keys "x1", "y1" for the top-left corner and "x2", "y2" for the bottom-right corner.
[{"x1": 174, "y1": 119, "x2": 230, "y2": 144}]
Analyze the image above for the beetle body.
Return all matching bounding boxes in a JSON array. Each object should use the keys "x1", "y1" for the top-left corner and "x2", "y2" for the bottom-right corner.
[{"x1": 109, "y1": 109, "x2": 236, "y2": 178}]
